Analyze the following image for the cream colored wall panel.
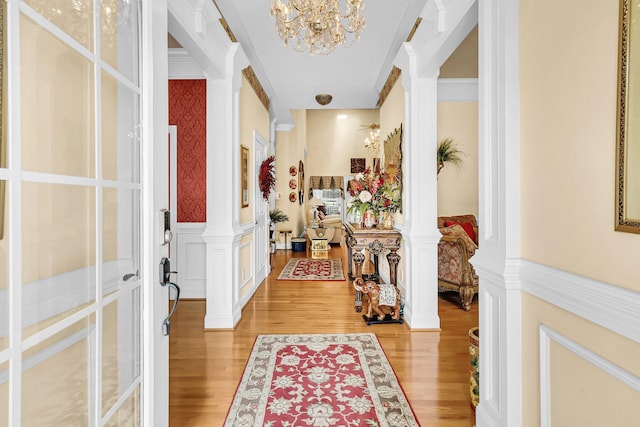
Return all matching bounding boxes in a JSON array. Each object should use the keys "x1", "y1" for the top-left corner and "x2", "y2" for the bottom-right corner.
[
  {"x1": 380, "y1": 78, "x2": 404, "y2": 226},
  {"x1": 437, "y1": 101, "x2": 478, "y2": 217},
  {"x1": 176, "y1": 224, "x2": 206, "y2": 299},
  {"x1": 440, "y1": 26, "x2": 478, "y2": 79},
  {"x1": 275, "y1": 110, "x2": 307, "y2": 239},
  {"x1": 239, "y1": 75, "x2": 269, "y2": 226},
  {"x1": 546, "y1": 335, "x2": 640, "y2": 426},
  {"x1": 238, "y1": 235, "x2": 253, "y2": 299},
  {"x1": 520, "y1": 0, "x2": 640, "y2": 291},
  {"x1": 522, "y1": 293, "x2": 640, "y2": 426},
  {"x1": 379, "y1": 76, "x2": 405, "y2": 290}
]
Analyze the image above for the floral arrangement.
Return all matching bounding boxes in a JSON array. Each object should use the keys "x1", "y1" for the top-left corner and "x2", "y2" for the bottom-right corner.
[
  {"x1": 347, "y1": 168, "x2": 401, "y2": 219},
  {"x1": 259, "y1": 155, "x2": 276, "y2": 201}
]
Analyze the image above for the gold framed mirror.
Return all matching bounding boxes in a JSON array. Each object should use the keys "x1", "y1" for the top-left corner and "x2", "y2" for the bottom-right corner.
[
  {"x1": 616, "y1": 0, "x2": 640, "y2": 233},
  {"x1": 383, "y1": 125, "x2": 403, "y2": 212}
]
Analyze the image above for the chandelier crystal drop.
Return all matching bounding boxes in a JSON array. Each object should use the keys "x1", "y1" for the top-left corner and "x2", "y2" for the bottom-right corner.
[{"x1": 270, "y1": 0, "x2": 366, "y2": 56}]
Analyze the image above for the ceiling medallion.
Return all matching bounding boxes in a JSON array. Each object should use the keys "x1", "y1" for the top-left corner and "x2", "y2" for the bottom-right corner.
[
  {"x1": 315, "y1": 94, "x2": 333, "y2": 106},
  {"x1": 270, "y1": 0, "x2": 366, "y2": 56}
]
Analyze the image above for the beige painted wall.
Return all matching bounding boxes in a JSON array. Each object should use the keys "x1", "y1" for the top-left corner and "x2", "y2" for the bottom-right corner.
[
  {"x1": 520, "y1": 0, "x2": 639, "y2": 291},
  {"x1": 380, "y1": 78, "x2": 405, "y2": 226},
  {"x1": 239, "y1": 75, "x2": 270, "y2": 226},
  {"x1": 437, "y1": 102, "x2": 478, "y2": 217},
  {"x1": 274, "y1": 110, "x2": 308, "y2": 241},
  {"x1": 520, "y1": 0, "x2": 640, "y2": 423},
  {"x1": 379, "y1": 79, "x2": 407, "y2": 287},
  {"x1": 440, "y1": 26, "x2": 478, "y2": 79}
]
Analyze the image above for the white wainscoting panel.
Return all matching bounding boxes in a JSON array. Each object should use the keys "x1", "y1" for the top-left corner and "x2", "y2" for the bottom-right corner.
[
  {"x1": 538, "y1": 325, "x2": 640, "y2": 427},
  {"x1": 176, "y1": 223, "x2": 207, "y2": 299}
]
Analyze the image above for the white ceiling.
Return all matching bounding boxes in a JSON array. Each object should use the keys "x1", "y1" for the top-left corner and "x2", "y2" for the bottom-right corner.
[{"x1": 213, "y1": 0, "x2": 428, "y2": 126}]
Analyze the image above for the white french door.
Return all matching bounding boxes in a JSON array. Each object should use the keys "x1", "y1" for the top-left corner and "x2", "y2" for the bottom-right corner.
[
  {"x1": 0, "y1": 0, "x2": 168, "y2": 425},
  {"x1": 254, "y1": 132, "x2": 269, "y2": 282}
]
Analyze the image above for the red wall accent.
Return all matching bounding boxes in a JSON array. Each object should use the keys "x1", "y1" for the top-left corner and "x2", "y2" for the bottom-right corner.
[{"x1": 169, "y1": 80, "x2": 206, "y2": 223}]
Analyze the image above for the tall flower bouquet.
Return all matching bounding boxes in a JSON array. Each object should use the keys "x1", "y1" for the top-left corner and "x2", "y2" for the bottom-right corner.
[{"x1": 347, "y1": 168, "x2": 401, "y2": 224}]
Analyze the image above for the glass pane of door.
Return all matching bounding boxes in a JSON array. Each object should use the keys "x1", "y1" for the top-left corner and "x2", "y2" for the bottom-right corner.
[
  {"x1": 20, "y1": 13, "x2": 95, "y2": 178},
  {"x1": 22, "y1": 315, "x2": 95, "y2": 426},
  {"x1": 22, "y1": 182, "x2": 96, "y2": 337},
  {"x1": 11, "y1": 0, "x2": 143, "y2": 425}
]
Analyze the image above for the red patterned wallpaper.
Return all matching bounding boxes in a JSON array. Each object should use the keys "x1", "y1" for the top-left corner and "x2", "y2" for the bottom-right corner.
[{"x1": 169, "y1": 80, "x2": 206, "y2": 223}]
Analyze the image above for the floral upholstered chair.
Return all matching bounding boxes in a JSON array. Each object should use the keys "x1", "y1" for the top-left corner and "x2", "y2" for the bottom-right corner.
[
  {"x1": 305, "y1": 201, "x2": 342, "y2": 244},
  {"x1": 437, "y1": 214, "x2": 479, "y2": 311}
]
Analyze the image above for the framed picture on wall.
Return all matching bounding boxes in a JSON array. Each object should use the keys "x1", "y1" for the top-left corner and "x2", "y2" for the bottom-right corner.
[
  {"x1": 350, "y1": 158, "x2": 365, "y2": 174},
  {"x1": 241, "y1": 145, "x2": 249, "y2": 208}
]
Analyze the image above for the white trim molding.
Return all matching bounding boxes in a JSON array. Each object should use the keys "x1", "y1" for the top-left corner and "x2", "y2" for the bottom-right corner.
[
  {"x1": 437, "y1": 78, "x2": 478, "y2": 102},
  {"x1": 521, "y1": 260, "x2": 640, "y2": 344},
  {"x1": 168, "y1": 49, "x2": 205, "y2": 79}
]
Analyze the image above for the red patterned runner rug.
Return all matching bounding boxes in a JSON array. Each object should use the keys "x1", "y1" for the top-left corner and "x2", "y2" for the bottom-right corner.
[
  {"x1": 276, "y1": 258, "x2": 345, "y2": 281},
  {"x1": 224, "y1": 333, "x2": 420, "y2": 426}
]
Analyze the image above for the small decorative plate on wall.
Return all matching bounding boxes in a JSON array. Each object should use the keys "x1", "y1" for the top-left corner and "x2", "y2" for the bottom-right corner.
[
  {"x1": 289, "y1": 166, "x2": 297, "y2": 176},
  {"x1": 289, "y1": 192, "x2": 297, "y2": 203},
  {"x1": 289, "y1": 179, "x2": 297, "y2": 189}
]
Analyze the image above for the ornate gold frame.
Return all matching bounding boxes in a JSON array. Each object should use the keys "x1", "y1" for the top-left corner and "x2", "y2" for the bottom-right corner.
[
  {"x1": 616, "y1": 0, "x2": 640, "y2": 233},
  {"x1": 241, "y1": 145, "x2": 249, "y2": 208},
  {"x1": 383, "y1": 125, "x2": 403, "y2": 212}
]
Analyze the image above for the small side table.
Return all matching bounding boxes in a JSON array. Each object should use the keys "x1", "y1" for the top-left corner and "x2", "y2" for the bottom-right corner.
[
  {"x1": 311, "y1": 238, "x2": 329, "y2": 259},
  {"x1": 280, "y1": 229, "x2": 292, "y2": 250}
]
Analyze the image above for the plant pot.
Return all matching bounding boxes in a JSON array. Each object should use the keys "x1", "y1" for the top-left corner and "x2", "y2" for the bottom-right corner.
[{"x1": 469, "y1": 326, "x2": 479, "y2": 412}]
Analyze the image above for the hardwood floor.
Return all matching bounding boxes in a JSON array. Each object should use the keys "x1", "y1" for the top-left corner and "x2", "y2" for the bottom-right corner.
[{"x1": 169, "y1": 244, "x2": 478, "y2": 426}]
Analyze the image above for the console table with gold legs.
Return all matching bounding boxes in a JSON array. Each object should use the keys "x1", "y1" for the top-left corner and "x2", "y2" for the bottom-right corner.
[{"x1": 344, "y1": 222, "x2": 402, "y2": 313}]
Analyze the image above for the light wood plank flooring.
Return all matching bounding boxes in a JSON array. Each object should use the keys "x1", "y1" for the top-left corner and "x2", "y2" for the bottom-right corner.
[{"x1": 169, "y1": 244, "x2": 478, "y2": 426}]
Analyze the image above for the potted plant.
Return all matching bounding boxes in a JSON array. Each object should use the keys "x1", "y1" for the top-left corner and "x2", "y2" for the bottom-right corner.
[
  {"x1": 437, "y1": 138, "x2": 466, "y2": 175},
  {"x1": 269, "y1": 208, "x2": 289, "y2": 239}
]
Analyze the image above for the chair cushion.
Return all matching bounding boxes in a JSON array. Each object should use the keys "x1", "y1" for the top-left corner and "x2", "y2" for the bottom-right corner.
[{"x1": 444, "y1": 220, "x2": 476, "y2": 242}]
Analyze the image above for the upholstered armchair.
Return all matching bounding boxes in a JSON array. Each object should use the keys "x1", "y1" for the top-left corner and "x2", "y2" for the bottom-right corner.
[
  {"x1": 306, "y1": 202, "x2": 343, "y2": 244},
  {"x1": 437, "y1": 214, "x2": 479, "y2": 311}
]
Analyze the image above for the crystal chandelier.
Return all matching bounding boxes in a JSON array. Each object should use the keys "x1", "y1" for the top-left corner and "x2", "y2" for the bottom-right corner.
[
  {"x1": 270, "y1": 0, "x2": 366, "y2": 56},
  {"x1": 363, "y1": 123, "x2": 380, "y2": 153}
]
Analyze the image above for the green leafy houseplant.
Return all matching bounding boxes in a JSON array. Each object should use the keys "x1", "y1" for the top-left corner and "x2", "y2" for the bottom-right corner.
[
  {"x1": 269, "y1": 208, "x2": 289, "y2": 224},
  {"x1": 437, "y1": 138, "x2": 466, "y2": 175},
  {"x1": 269, "y1": 208, "x2": 288, "y2": 239}
]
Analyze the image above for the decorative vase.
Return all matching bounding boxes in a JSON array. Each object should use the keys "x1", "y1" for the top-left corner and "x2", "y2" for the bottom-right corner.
[
  {"x1": 363, "y1": 210, "x2": 376, "y2": 228},
  {"x1": 380, "y1": 211, "x2": 395, "y2": 229}
]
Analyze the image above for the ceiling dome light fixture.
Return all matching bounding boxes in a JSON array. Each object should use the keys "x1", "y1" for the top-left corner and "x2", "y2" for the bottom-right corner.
[
  {"x1": 270, "y1": 0, "x2": 366, "y2": 56},
  {"x1": 315, "y1": 94, "x2": 333, "y2": 105}
]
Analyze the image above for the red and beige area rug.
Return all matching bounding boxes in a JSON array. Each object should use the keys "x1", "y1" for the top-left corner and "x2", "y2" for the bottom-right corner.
[
  {"x1": 224, "y1": 333, "x2": 419, "y2": 426},
  {"x1": 277, "y1": 258, "x2": 345, "y2": 281}
]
